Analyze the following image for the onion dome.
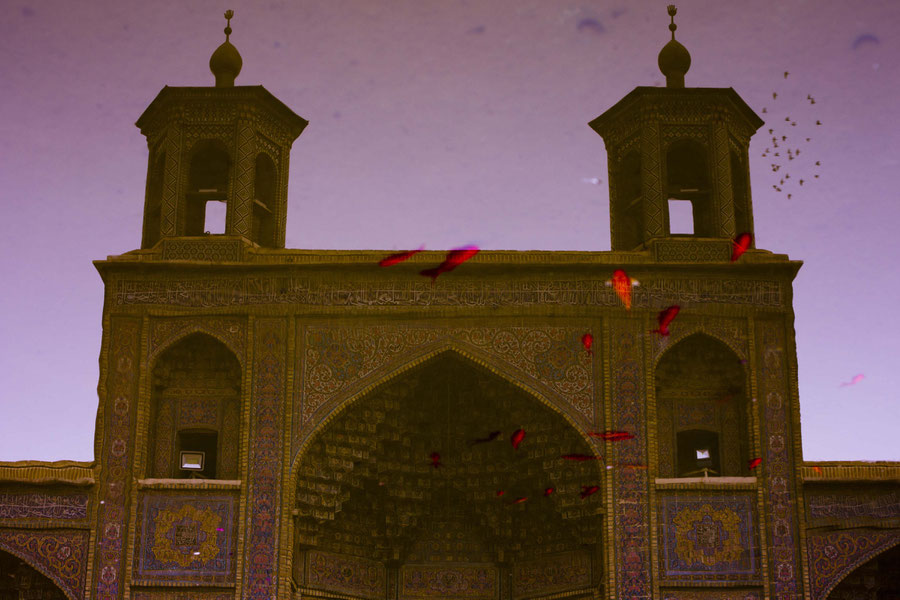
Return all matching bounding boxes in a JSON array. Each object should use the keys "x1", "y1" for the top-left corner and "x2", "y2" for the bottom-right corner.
[
  {"x1": 657, "y1": 5, "x2": 691, "y2": 88},
  {"x1": 209, "y1": 10, "x2": 242, "y2": 87}
]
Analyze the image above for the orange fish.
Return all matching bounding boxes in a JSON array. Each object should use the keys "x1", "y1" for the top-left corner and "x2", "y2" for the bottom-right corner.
[
  {"x1": 429, "y1": 452, "x2": 443, "y2": 468},
  {"x1": 581, "y1": 333, "x2": 594, "y2": 355},
  {"x1": 510, "y1": 429, "x2": 526, "y2": 450},
  {"x1": 588, "y1": 431, "x2": 634, "y2": 441},
  {"x1": 812, "y1": 465, "x2": 823, "y2": 475},
  {"x1": 580, "y1": 485, "x2": 600, "y2": 499},
  {"x1": 608, "y1": 269, "x2": 638, "y2": 310},
  {"x1": 652, "y1": 305, "x2": 680, "y2": 336},
  {"x1": 420, "y1": 245, "x2": 479, "y2": 281},
  {"x1": 378, "y1": 246, "x2": 424, "y2": 267},
  {"x1": 543, "y1": 487, "x2": 555, "y2": 497},
  {"x1": 511, "y1": 497, "x2": 528, "y2": 505},
  {"x1": 748, "y1": 457, "x2": 762, "y2": 470},
  {"x1": 561, "y1": 454, "x2": 602, "y2": 461},
  {"x1": 731, "y1": 232, "x2": 752, "y2": 262}
]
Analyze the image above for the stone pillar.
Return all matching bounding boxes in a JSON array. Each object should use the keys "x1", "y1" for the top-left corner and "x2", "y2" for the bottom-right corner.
[
  {"x1": 639, "y1": 115, "x2": 665, "y2": 244},
  {"x1": 229, "y1": 120, "x2": 257, "y2": 239}
]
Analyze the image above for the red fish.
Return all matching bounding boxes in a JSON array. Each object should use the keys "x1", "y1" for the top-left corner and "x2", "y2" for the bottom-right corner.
[
  {"x1": 588, "y1": 431, "x2": 634, "y2": 441},
  {"x1": 378, "y1": 246, "x2": 424, "y2": 267},
  {"x1": 581, "y1": 333, "x2": 594, "y2": 355},
  {"x1": 510, "y1": 429, "x2": 526, "y2": 450},
  {"x1": 561, "y1": 454, "x2": 602, "y2": 461},
  {"x1": 620, "y1": 464, "x2": 648, "y2": 469},
  {"x1": 543, "y1": 487, "x2": 555, "y2": 497},
  {"x1": 471, "y1": 430, "x2": 502, "y2": 445},
  {"x1": 748, "y1": 457, "x2": 762, "y2": 470},
  {"x1": 607, "y1": 269, "x2": 638, "y2": 310},
  {"x1": 419, "y1": 245, "x2": 479, "y2": 281},
  {"x1": 429, "y1": 452, "x2": 443, "y2": 468},
  {"x1": 496, "y1": 490, "x2": 506, "y2": 497},
  {"x1": 511, "y1": 497, "x2": 528, "y2": 505},
  {"x1": 652, "y1": 305, "x2": 680, "y2": 336},
  {"x1": 731, "y1": 232, "x2": 752, "y2": 262},
  {"x1": 840, "y1": 374, "x2": 864, "y2": 387},
  {"x1": 812, "y1": 465, "x2": 823, "y2": 475},
  {"x1": 580, "y1": 485, "x2": 600, "y2": 499}
]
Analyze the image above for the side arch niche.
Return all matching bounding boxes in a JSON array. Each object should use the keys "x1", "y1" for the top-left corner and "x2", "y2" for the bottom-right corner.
[
  {"x1": 146, "y1": 332, "x2": 242, "y2": 480},
  {"x1": 290, "y1": 351, "x2": 605, "y2": 599},
  {"x1": 655, "y1": 333, "x2": 750, "y2": 478},
  {"x1": 0, "y1": 548, "x2": 71, "y2": 600},
  {"x1": 825, "y1": 541, "x2": 900, "y2": 599}
]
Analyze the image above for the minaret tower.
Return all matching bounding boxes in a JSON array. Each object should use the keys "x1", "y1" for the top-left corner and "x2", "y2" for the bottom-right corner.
[
  {"x1": 136, "y1": 10, "x2": 308, "y2": 249},
  {"x1": 589, "y1": 5, "x2": 763, "y2": 253}
]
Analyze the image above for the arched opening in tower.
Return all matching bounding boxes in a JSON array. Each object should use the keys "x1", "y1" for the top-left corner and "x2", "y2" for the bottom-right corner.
[
  {"x1": 665, "y1": 139, "x2": 712, "y2": 237},
  {"x1": 147, "y1": 333, "x2": 242, "y2": 480},
  {"x1": 185, "y1": 140, "x2": 231, "y2": 236},
  {"x1": 292, "y1": 353, "x2": 604, "y2": 598},
  {"x1": 615, "y1": 150, "x2": 643, "y2": 250},
  {"x1": 655, "y1": 334, "x2": 750, "y2": 478}
]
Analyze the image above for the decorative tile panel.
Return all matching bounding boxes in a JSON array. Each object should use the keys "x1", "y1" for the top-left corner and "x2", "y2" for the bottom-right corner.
[
  {"x1": 807, "y1": 528, "x2": 900, "y2": 600},
  {"x1": 305, "y1": 550, "x2": 385, "y2": 599},
  {"x1": 134, "y1": 494, "x2": 236, "y2": 583},
  {"x1": 658, "y1": 494, "x2": 758, "y2": 581},
  {"x1": 511, "y1": 551, "x2": 591, "y2": 599},
  {"x1": 0, "y1": 529, "x2": 89, "y2": 600},
  {"x1": 399, "y1": 564, "x2": 497, "y2": 599},
  {"x1": 0, "y1": 493, "x2": 88, "y2": 521}
]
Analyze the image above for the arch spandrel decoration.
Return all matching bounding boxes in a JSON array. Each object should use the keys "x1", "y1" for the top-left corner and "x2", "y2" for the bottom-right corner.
[
  {"x1": 293, "y1": 325, "x2": 596, "y2": 458},
  {"x1": 0, "y1": 528, "x2": 90, "y2": 600},
  {"x1": 807, "y1": 530, "x2": 900, "y2": 600},
  {"x1": 148, "y1": 317, "x2": 247, "y2": 366},
  {"x1": 650, "y1": 316, "x2": 749, "y2": 366}
]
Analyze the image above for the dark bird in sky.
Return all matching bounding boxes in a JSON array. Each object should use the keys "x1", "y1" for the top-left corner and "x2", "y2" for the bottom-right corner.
[
  {"x1": 816, "y1": 120, "x2": 822, "y2": 125},
  {"x1": 762, "y1": 107, "x2": 767, "y2": 113},
  {"x1": 852, "y1": 33, "x2": 880, "y2": 50},
  {"x1": 783, "y1": 71, "x2": 789, "y2": 78},
  {"x1": 787, "y1": 193, "x2": 792, "y2": 199},
  {"x1": 652, "y1": 305, "x2": 680, "y2": 336},
  {"x1": 379, "y1": 246, "x2": 424, "y2": 267},
  {"x1": 420, "y1": 245, "x2": 479, "y2": 281},
  {"x1": 471, "y1": 431, "x2": 502, "y2": 445},
  {"x1": 799, "y1": 179, "x2": 804, "y2": 186},
  {"x1": 772, "y1": 92, "x2": 777, "y2": 100},
  {"x1": 731, "y1": 232, "x2": 753, "y2": 262},
  {"x1": 806, "y1": 138, "x2": 811, "y2": 142},
  {"x1": 510, "y1": 429, "x2": 526, "y2": 450},
  {"x1": 768, "y1": 128, "x2": 773, "y2": 134},
  {"x1": 815, "y1": 161, "x2": 821, "y2": 166}
]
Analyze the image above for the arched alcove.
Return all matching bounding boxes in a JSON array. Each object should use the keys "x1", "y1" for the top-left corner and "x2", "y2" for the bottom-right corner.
[
  {"x1": 827, "y1": 542, "x2": 900, "y2": 599},
  {"x1": 252, "y1": 153, "x2": 276, "y2": 247},
  {"x1": 185, "y1": 140, "x2": 230, "y2": 236},
  {"x1": 655, "y1": 333, "x2": 749, "y2": 477},
  {"x1": 147, "y1": 333, "x2": 242, "y2": 479},
  {"x1": 291, "y1": 352, "x2": 604, "y2": 599},
  {"x1": 665, "y1": 139, "x2": 712, "y2": 237},
  {"x1": 0, "y1": 549, "x2": 68, "y2": 600},
  {"x1": 615, "y1": 150, "x2": 643, "y2": 250}
]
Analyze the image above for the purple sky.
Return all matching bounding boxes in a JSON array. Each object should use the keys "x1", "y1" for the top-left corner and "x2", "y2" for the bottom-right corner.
[{"x1": 1, "y1": 1, "x2": 898, "y2": 462}]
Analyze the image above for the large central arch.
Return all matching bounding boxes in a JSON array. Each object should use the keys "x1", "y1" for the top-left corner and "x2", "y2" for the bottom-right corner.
[{"x1": 289, "y1": 351, "x2": 605, "y2": 599}]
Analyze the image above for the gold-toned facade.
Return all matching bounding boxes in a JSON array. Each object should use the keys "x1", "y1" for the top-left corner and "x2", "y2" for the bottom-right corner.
[{"x1": 1, "y1": 11, "x2": 898, "y2": 600}]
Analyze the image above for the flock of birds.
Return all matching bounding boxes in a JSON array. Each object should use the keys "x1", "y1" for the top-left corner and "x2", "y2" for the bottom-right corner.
[
  {"x1": 377, "y1": 234, "x2": 764, "y2": 504},
  {"x1": 760, "y1": 71, "x2": 824, "y2": 200}
]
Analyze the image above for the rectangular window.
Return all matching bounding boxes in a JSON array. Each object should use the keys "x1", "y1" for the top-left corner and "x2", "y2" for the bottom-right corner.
[
  {"x1": 205, "y1": 200, "x2": 227, "y2": 234},
  {"x1": 668, "y1": 199, "x2": 694, "y2": 234}
]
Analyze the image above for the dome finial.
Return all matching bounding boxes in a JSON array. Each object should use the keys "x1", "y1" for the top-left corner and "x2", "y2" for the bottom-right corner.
[
  {"x1": 658, "y1": 4, "x2": 691, "y2": 88},
  {"x1": 667, "y1": 5, "x2": 677, "y2": 40},
  {"x1": 224, "y1": 9, "x2": 234, "y2": 41},
  {"x1": 209, "y1": 9, "x2": 243, "y2": 87}
]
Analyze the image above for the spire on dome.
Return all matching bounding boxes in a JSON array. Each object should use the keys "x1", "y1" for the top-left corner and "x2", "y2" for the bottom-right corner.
[
  {"x1": 209, "y1": 9, "x2": 243, "y2": 87},
  {"x1": 657, "y1": 5, "x2": 691, "y2": 88}
]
